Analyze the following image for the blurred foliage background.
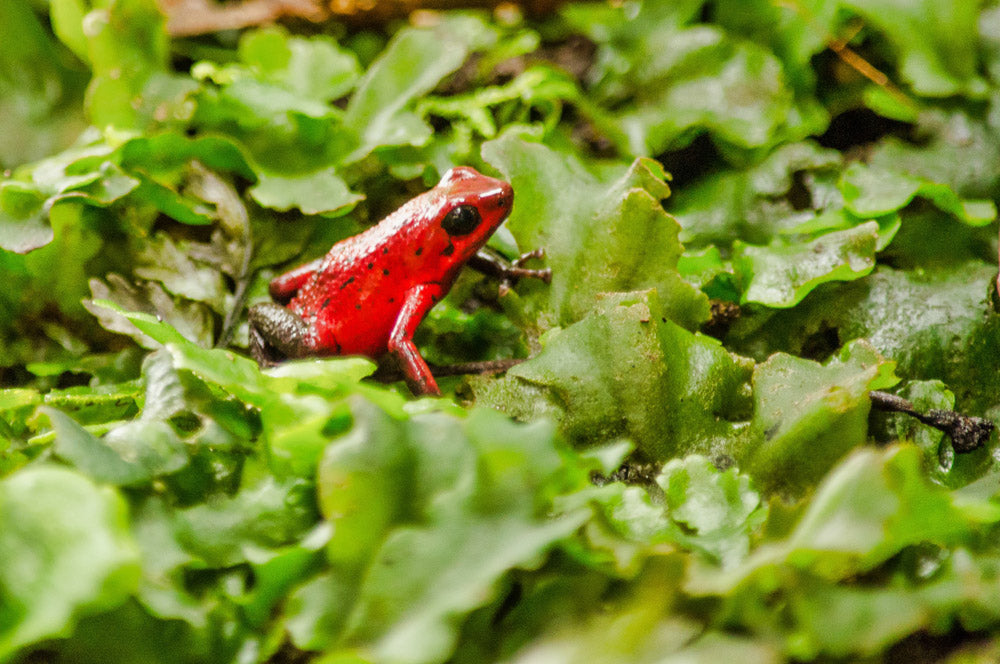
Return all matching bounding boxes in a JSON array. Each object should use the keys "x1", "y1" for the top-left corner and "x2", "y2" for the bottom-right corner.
[{"x1": 3, "y1": 1, "x2": 1000, "y2": 662}]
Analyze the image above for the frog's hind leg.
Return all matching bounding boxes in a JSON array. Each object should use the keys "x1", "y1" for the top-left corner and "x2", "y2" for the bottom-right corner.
[
  {"x1": 248, "y1": 302, "x2": 312, "y2": 366},
  {"x1": 269, "y1": 257, "x2": 324, "y2": 303}
]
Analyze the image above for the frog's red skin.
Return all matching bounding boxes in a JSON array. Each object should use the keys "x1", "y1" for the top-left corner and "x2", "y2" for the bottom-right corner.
[{"x1": 249, "y1": 167, "x2": 518, "y2": 396}]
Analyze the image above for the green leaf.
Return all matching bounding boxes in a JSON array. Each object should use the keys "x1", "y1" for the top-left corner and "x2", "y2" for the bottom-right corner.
[
  {"x1": 483, "y1": 134, "x2": 709, "y2": 330},
  {"x1": 239, "y1": 28, "x2": 362, "y2": 103},
  {"x1": 840, "y1": 163, "x2": 997, "y2": 225},
  {"x1": 249, "y1": 168, "x2": 363, "y2": 216},
  {"x1": 0, "y1": 466, "x2": 139, "y2": 660},
  {"x1": 82, "y1": 0, "x2": 172, "y2": 131},
  {"x1": 0, "y1": 0, "x2": 88, "y2": 169},
  {"x1": 842, "y1": 0, "x2": 986, "y2": 98},
  {"x1": 133, "y1": 234, "x2": 228, "y2": 312},
  {"x1": 342, "y1": 406, "x2": 586, "y2": 663},
  {"x1": 728, "y1": 264, "x2": 1000, "y2": 416},
  {"x1": 688, "y1": 444, "x2": 999, "y2": 600},
  {"x1": 617, "y1": 27, "x2": 796, "y2": 154},
  {"x1": 475, "y1": 290, "x2": 754, "y2": 460},
  {"x1": 342, "y1": 26, "x2": 469, "y2": 162},
  {"x1": 45, "y1": 406, "x2": 152, "y2": 485},
  {"x1": 63, "y1": 161, "x2": 140, "y2": 204},
  {"x1": 174, "y1": 477, "x2": 317, "y2": 568},
  {"x1": 303, "y1": 399, "x2": 589, "y2": 660},
  {"x1": 119, "y1": 132, "x2": 255, "y2": 180},
  {"x1": 566, "y1": 4, "x2": 802, "y2": 155},
  {"x1": 742, "y1": 340, "x2": 898, "y2": 493},
  {"x1": 49, "y1": 0, "x2": 90, "y2": 63},
  {"x1": 0, "y1": 182, "x2": 51, "y2": 253},
  {"x1": 733, "y1": 221, "x2": 880, "y2": 308},
  {"x1": 501, "y1": 559, "x2": 700, "y2": 664},
  {"x1": 671, "y1": 140, "x2": 844, "y2": 249},
  {"x1": 85, "y1": 280, "x2": 215, "y2": 349},
  {"x1": 128, "y1": 497, "x2": 204, "y2": 627},
  {"x1": 315, "y1": 398, "x2": 413, "y2": 572},
  {"x1": 869, "y1": 107, "x2": 1000, "y2": 198},
  {"x1": 657, "y1": 456, "x2": 767, "y2": 567},
  {"x1": 712, "y1": 0, "x2": 835, "y2": 91}
]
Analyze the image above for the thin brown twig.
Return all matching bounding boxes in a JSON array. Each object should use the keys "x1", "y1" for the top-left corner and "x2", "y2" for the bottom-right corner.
[{"x1": 777, "y1": 2, "x2": 913, "y2": 108}]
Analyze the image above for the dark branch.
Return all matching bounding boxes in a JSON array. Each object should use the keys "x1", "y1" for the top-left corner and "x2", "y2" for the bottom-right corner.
[
  {"x1": 371, "y1": 358, "x2": 526, "y2": 385},
  {"x1": 870, "y1": 390, "x2": 995, "y2": 453}
]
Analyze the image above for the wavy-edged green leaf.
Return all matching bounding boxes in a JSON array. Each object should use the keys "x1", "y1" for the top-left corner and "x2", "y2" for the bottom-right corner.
[
  {"x1": 728, "y1": 264, "x2": 1000, "y2": 417},
  {"x1": 484, "y1": 134, "x2": 709, "y2": 330},
  {"x1": 565, "y1": 4, "x2": 805, "y2": 155},
  {"x1": 343, "y1": 26, "x2": 469, "y2": 162},
  {"x1": 85, "y1": 279, "x2": 215, "y2": 348},
  {"x1": 841, "y1": 162, "x2": 997, "y2": 225},
  {"x1": 617, "y1": 27, "x2": 797, "y2": 154},
  {"x1": 689, "y1": 444, "x2": 1000, "y2": 594},
  {"x1": 474, "y1": 290, "x2": 754, "y2": 460},
  {"x1": 842, "y1": 0, "x2": 986, "y2": 98},
  {"x1": 0, "y1": 182, "x2": 52, "y2": 253},
  {"x1": 733, "y1": 221, "x2": 881, "y2": 308},
  {"x1": 296, "y1": 399, "x2": 588, "y2": 660},
  {"x1": 657, "y1": 456, "x2": 766, "y2": 567},
  {"x1": 249, "y1": 168, "x2": 363, "y2": 216},
  {"x1": 742, "y1": 340, "x2": 898, "y2": 493},
  {"x1": 174, "y1": 476, "x2": 317, "y2": 568},
  {"x1": 0, "y1": 466, "x2": 140, "y2": 661},
  {"x1": 672, "y1": 140, "x2": 844, "y2": 249},
  {"x1": 239, "y1": 28, "x2": 361, "y2": 103}
]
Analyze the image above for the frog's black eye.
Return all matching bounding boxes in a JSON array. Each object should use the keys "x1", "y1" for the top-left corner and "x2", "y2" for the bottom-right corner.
[{"x1": 441, "y1": 204, "x2": 482, "y2": 236}]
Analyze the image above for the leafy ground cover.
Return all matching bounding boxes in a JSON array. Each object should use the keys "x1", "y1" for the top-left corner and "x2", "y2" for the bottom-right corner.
[{"x1": 3, "y1": 0, "x2": 1000, "y2": 662}]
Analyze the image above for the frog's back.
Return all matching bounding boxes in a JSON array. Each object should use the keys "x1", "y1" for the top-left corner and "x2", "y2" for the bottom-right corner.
[
  {"x1": 286, "y1": 239, "x2": 399, "y2": 357},
  {"x1": 286, "y1": 201, "x2": 450, "y2": 357}
]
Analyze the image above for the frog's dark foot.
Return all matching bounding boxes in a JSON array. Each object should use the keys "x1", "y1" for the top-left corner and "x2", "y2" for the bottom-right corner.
[
  {"x1": 249, "y1": 326, "x2": 282, "y2": 367},
  {"x1": 469, "y1": 248, "x2": 552, "y2": 297},
  {"x1": 248, "y1": 302, "x2": 310, "y2": 367},
  {"x1": 499, "y1": 248, "x2": 552, "y2": 296}
]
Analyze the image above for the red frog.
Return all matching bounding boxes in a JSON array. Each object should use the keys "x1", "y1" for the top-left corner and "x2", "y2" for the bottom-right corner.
[{"x1": 248, "y1": 166, "x2": 550, "y2": 396}]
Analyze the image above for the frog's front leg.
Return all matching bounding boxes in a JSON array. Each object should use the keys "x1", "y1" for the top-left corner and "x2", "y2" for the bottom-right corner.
[
  {"x1": 248, "y1": 302, "x2": 313, "y2": 366},
  {"x1": 388, "y1": 284, "x2": 445, "y2": 396},
  {"x1": 468, "y1": 248, "x2": 552, "y2": 296}
]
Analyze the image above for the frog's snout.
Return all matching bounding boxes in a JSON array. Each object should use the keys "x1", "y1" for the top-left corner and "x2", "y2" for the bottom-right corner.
[{"x1": 487, "y1": 182, "x2": 514, "y2": 214}]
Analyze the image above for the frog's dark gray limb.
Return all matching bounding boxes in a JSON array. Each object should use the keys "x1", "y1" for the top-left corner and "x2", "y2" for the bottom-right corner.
[{"x1": 248, "y1": 302, "x2": 312, "y2": 366}]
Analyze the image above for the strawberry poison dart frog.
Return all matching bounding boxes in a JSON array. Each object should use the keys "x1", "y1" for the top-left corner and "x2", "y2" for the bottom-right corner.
[{"x1": 248, "y1": 167, "x2": 550, "y2": 396}]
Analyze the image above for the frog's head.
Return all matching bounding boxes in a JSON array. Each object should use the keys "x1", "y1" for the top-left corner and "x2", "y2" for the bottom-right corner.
[{"x1": 430, "y1": 166, "x2": 514, "y2": 263}]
